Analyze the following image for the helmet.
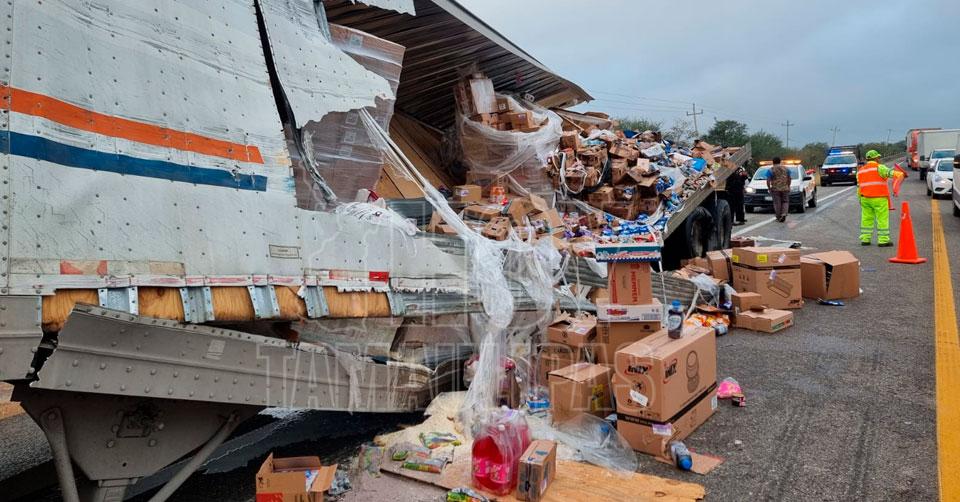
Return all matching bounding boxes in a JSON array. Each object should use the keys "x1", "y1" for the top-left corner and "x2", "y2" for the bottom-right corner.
[{"x1": 865, "y1": 150, "x2": 881, "y2": 160}]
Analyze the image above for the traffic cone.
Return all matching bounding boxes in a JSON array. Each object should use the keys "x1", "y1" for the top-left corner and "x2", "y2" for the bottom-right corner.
[{"x1": 889, "y1": 201, "x2": 927, "y2": 264}]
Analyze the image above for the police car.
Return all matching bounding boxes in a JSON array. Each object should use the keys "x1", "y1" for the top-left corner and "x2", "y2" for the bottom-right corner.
[
  {"x1": 819, "y1": 149, "x2": 859, "y2": 186},
  {"x1": 744, "y1": 160, "x2": 818, "y2": 213}
]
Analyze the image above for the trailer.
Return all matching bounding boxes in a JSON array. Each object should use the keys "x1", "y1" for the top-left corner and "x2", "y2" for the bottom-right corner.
[
  {"x1": 0, "y1": 0, "x2": 598, "y2": 500},
  {"x1": 917, "y1": 129, "x2": 960, "y2": 180}
]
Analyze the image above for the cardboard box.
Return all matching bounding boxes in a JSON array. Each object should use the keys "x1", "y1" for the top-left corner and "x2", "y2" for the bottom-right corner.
[
  {"x1": 609, "y1": 142, "x2": 639, "y2": 161},
  {"x1": 610, "y1": 159, "x2": 629, "y2": 184},
  {"x1": 463, "y1": 204, "x2": 503, "y2": 221},
  {"x1": 731, "y1": 292, "x2": 763, "y2": 312},
  {"x1": 594, "y1": 321, "x2": 662, "y2": 364},
  {"x1": 256, "y1": 454, "x2": 337, "y2": 502},
  {"x1": 496, "y1": 96, "x2": 511, "y2": 113},
  {"x1": 595, "y1": 298, "x2": 663, "y2": 323},
  {"x1": 612, "y1": 327, "x2": 717, "y2": 421},
  {"x1": 800, "y1": 250, "x2": 860, "y2": 300},
  {"x1": 637, "y1": 197, "x2": 660, "y2": 216},
  {"x1": 538, "y1": 344, "x2": 583, "y2": 385},
  {"x1": 732, "y1": 265, "x2": 803, "y2": 309},
  {"x1": 452, "y1": 184, "x2": 482, "y2": 202},
  {"x1": 547, "y1": 314, "x2": 597, "y2": 348},
  {"x1": 560, "y1": 131, "x2": 582, "y2": 150},
  {"x1": 482, "y1": 217, "x2": 511, "y2": 241},
  {"x1": 737, "y1": 308, "x2": 794, "y2": 333},
  {"x1": 548, "y1": 363, "x2": 612, "y2": 423},
  {"x1": 705, "y1": 249, "x2": 733, "y2": 282},
  {"x1": 617, "y1": 388, "x2": 718, "y2": 457},
  {"x1": 606, "y1": 200, "x2": 639, "y2": 221},
  {"x1": 516, "y1": 440, "x2": 557, "y2": 501},
  {"x1": 531, "y1": 209, "x2": 563, "y2": 233},
  {"x1": 730, "y1": 237, "x2": 755, "y2": 248},
  {"x1": 607, "y1": 262, "x2": 653, "y2": 305},
  {"x1": 731, "y1": 246, "x2": 801, "y2": 269}
]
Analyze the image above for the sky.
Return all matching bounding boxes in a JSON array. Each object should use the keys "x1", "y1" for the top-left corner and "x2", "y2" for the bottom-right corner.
[{"x1": 457, "y1": 0, "x2": 960, "y2": 147}]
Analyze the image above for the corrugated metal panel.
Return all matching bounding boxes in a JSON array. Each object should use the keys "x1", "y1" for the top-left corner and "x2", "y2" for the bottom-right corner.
[
  {"x1": 324, "y1": 0, "x2": 592, "y2": 130},
  {"x1": 350, "y1": 0, "x2": 416, "y2": 15},
  {"x1": 258, "y1": 0, "x2": 393, "y2": 128}
]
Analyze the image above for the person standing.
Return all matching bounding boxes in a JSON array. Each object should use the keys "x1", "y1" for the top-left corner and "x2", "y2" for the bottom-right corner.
[
  {"x1": 857, "y1": 150, "x2": 894, "y2": 246},
  {"x1": 726, "y1": 165, "x2": 749, "y2": 225},
  {"x1": 766, "y1": 157, "x2": 791, "y2": 222}
]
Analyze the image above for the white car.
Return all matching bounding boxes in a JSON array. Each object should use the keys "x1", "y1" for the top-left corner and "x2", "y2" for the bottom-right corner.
[
  {"x1": 928, "y1": 158, "x2": 954, "y2": 197},
  {"x1": 744, "y1": 161, "x2": 817, "y2": 213},
  {"x1": 954, "y1": 160, "x2": 960, "y2": 217}
]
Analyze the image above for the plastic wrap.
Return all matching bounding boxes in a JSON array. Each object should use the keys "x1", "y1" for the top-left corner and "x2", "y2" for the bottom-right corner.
[
  {"x1": 457, "y1": 94, "x2": 562, "y2": 194},
  {"x1": 296, "y1": 24, "x2": 405, "y2": 204},
  {"x1": 358, "y1": 109, "x2": 556, "y2": 430},
  {"x1": 471, "y1": 407, "x2": 531, "y2": 495},
  {"x1": 529, "y1": 413, "x2": 638, "y2": 475}
]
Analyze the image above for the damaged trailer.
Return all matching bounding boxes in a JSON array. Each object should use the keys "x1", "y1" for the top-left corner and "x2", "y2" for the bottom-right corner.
[{"x1": 0, "y1": 0, "x2": 590, "y2": 500}]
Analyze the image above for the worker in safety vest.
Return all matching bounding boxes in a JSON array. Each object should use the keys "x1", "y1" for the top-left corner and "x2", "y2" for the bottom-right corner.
[{"x1": 858, "y1": 150, "x2": 894, "y2": 246}]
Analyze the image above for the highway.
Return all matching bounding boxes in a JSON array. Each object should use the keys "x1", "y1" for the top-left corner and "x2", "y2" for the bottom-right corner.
[{"x1": 3, "y1": 165, "x2": 958, "y2": 501}]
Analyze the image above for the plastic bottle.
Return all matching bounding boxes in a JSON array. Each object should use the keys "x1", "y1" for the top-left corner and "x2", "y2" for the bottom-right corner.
[
  {"x1": 669, "y1": 441, "x2": 693, "y2": 471},
  {"x1": 471, "y1": 407, "x2": 531, "y2": 495},
  {"x1": 667, "y1": 300, "x2": 684, "y2": 339}
]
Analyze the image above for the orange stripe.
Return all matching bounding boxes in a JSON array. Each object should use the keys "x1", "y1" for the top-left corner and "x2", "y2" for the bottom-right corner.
[{"x1": 0, "y1": 85, "x2": 264, "y2": 164}]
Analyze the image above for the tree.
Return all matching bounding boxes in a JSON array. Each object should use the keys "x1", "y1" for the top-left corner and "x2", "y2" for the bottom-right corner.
[
  {"x1": 664, "y1": 118, "x2": 696, "y2": 147},
  {"x1": 704, "y1": 120, "x2": 749, "y2": 147},
  {"x1": 796, "y1": 142, "x2": 830, "y2": 169},
  {"x1": 748, "y1": 130, "x2": 786, "y2": 165},
  {"x1": 618, "y1": 117, "x2": 662, "y2": 133}
]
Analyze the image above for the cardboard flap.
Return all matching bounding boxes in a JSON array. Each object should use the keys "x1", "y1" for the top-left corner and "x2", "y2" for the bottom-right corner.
[
  {"x1": 310, "y1": 464, "x2": 338, "y2": 493},
  {"x1": 802, "y1": 250, "x2": 858, "y2": 266},
  {"x1": 551, "y1": 362, "x2": 610, "y2": 383}
]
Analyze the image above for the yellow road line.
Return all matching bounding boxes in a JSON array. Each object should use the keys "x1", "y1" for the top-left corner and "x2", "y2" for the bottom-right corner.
[{"x1": 933, "y1": 199, "x2": 960, "y2": 501}]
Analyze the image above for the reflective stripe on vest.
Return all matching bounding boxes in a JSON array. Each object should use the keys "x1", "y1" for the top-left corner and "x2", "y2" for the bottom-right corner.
[{"x1": 858, "y1": 162, "x2": 889, "y2": 197}]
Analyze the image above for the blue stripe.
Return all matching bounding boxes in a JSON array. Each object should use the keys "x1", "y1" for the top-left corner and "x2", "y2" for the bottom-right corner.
[{"x1": 0, "y1": 131, "x2": 268, "y2": 191}]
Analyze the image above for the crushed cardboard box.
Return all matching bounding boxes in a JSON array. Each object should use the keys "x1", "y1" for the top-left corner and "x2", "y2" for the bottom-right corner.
[{"x1": 800, "y1": 250, "x2": 860, "y2": 300}]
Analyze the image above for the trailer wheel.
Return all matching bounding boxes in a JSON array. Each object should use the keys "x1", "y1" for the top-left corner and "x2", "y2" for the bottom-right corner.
[
  {"x1": 683, "y1": 206, "x2": 714, "y2": 258},
  {"x1": 709, "y1": 199, "x2": 732, "y2": 250},
  {"x1": 954, "y1": 203, "x2": 960, "y2": 217}
]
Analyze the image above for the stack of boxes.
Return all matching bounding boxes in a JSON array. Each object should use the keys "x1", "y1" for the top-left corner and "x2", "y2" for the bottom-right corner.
[
  {"x1": 594, "y1": 262, "x2": 662, "y2": 364},
  {"x1": 612, "y1": 327, "x2": 718, "y2": 457},
  {"x1": 730, "y1": 247, "x2": 803, "y2": 331}
]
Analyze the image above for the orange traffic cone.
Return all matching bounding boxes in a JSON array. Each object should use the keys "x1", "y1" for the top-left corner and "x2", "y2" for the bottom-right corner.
[{"x1": 889, "y1": 201, "x2": 927, "y2": 264}]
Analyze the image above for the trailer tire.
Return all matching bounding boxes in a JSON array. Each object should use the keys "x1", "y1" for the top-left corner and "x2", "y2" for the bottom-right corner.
[
  {"x1": 709, "y1": 199, "x2": 732, "y2": 250},
  {"x1": 954, "y1": 203, "x2": 960, "y2": 217},
  {"x1": 683, "y1": 206, "x2": 714, "y2": 258}
]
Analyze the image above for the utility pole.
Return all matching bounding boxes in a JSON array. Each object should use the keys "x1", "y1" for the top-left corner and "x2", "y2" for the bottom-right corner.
[
  {"x1": 829, "y1": 126, "x2": 840, "y2": 146},
  {"x1": 687, "y1": 103, "x2": 704, "y2": 137},
  {"x1": 886, "y1": 129, "x2": 893, "y2": 143},
  {"x1": 781, "y1": 120, "x2": 795, "y2": 148}
]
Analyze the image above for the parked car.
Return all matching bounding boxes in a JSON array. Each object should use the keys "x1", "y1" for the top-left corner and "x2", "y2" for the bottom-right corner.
[
  {"x1": 953, "y1": 155, "x2": 960, "y2": 216},
  {"x1": 744, "y1": 160, "x2": 817, "y2": 213},
  {"x1": 928, "y1": 158, "x2": 955, "y2": 197}
]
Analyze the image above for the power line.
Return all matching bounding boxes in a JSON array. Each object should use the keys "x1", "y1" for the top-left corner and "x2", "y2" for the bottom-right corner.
[
  {"x1": 687, "y1": 103, "x2": 704, "y2": 137},
  {"x1": 781, "y1": 120, "x2": 795, "y2": 148},
  {"x1": 829, "y1": 126, "x2": 840, "y2": 146}
]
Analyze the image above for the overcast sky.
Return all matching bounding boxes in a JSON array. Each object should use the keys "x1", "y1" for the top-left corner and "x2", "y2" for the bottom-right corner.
[{"x1": 458, "y1": 0, "x2": 960, "y2": 147}]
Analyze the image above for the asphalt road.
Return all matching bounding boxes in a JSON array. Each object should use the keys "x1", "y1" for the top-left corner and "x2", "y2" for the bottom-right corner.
[
  {"x1": 633, "y1": 166, "x2": 956, "y2": 500},
  {"x1": 3, "y1": 167, "x2": 957, "y2": 501}
]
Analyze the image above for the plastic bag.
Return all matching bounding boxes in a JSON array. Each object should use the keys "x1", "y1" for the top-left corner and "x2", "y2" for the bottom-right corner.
[{"x1": 529, "y1": 413, "x2": 638, "y2": 475}]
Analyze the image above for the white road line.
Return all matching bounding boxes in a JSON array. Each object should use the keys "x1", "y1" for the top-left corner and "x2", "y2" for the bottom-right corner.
[{"x1": 733, "y1": 185, "x2": 858, "y2": 236}]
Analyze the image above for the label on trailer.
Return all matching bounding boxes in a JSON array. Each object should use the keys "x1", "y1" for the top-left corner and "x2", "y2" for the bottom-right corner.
[{"x1": 268, "y1": 245, "x2": 301, "y2": 259}]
